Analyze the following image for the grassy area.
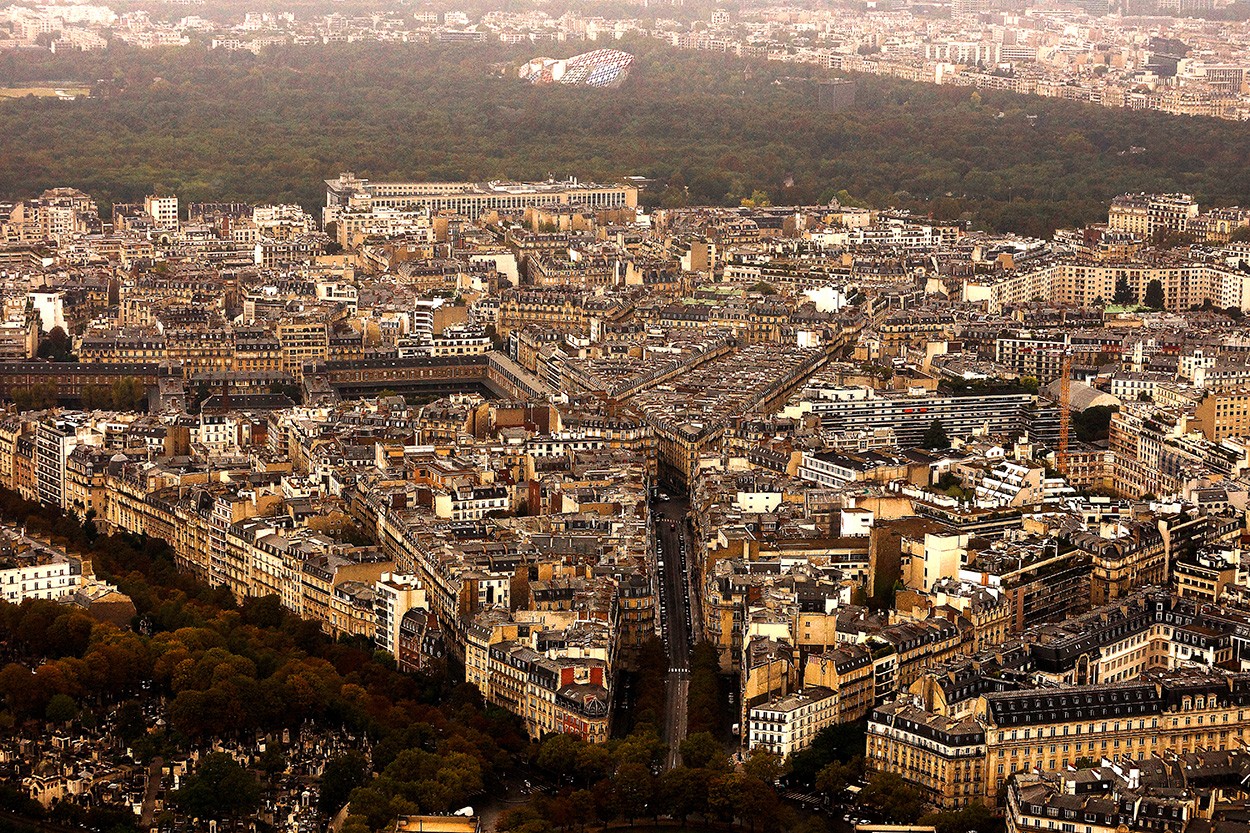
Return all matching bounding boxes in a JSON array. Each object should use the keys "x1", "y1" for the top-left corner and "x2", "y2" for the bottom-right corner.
[{"x1": 0, "y1": 85, "x2": 90, "y2": 99}]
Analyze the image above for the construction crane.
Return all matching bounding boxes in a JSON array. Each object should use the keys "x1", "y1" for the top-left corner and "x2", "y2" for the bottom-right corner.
[{"x1": 1057, "y1": 350, "x2": 1073, "y2": 477}]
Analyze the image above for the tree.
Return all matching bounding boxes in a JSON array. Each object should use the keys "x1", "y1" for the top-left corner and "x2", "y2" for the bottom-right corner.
[
  {"x1": 567, "y1": 789, "x2": 598, "y2": 833},
  {"x1": 1144, "y1": 279, "x2": 1165, "y2": 310},
  {"x1": 537, "y1": 732, "x2": 584, "y2": 782},
  {"x1": 686, "y1": 642, "x2": 723, "y2": 736},
  {"x1": 921, "y1": 418, "x2": 950, "y2": 449},
  {"x1": 614, "y1": 762, "x2": 654, "y2": 824},
  {"x1": 45, "y1": 693, "x2": 78, "y2": 724},
  {"x1": 258, "y1": 745, "x2": 287, "y2": 778},
  {"x1": 574, "y1": 743, "x2": 615, "y2": 785},
  {"x1": 859, "y1": 772, "x2": 926, "y2": 823},
  {"x1": 741, "y1": 189, "x2": 771, "y2": 207},
  {"x1": 37, "y1": 327, "x2": 74, "y2": 362},
  {"x1": 173, "y1": 752, "x2": 261, "y2": 820},
  {"x1": 614, "y1": 728, "x2": 666, "y2": 769},
  {"x1": 658, "y1": 767, "x2": 709, "y2": 824},
  {"x1": 1073, "y1": 405, "x2": 1117, "y2": 443},
  {"x1": 1113, "y1": 274, "x2": 1135, "y2": 306},
  {"x1": 814, "y1": 759, "x2": 860, "y2": 801},
  {"x1": 920, "y1": 803, "x2": 997, "y2": 833},
  {"x1": 730, "y1": 774, "x2": 780, "y2": 832},
  {"x1": 318, "y1": 751, "x2": 368, "y2": 816},
  {"x1": 112, "y1": 700, "x2": 146, "y2": 745},
  {"x1": 788, "y1": 722, "x2": 867, "y2": 786},
  {"x1": 742, "y1": 748, "x2": 785, "y2": 785},
  {"x1": 678, "y1": 731, "x2": 725, "y2": 769}
]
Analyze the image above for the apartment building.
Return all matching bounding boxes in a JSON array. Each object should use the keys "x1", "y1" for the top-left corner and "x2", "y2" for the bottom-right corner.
[
  {"x1": 374, "y1": 572, "x2": 427, "y2": 658},
  {"x1": 868, "y1": 671, "x2": 1250, "y2": 809},
  {"x1": 798, "y1": 387, "x2": 1056, "y2": 448},
  {"x1": 35, "y1": 416, "x2": 96, "y2": 511},
  {"x1": 747, "y1": 686, "x2": 837, "y2": 758},
  {"x1": 0, "y1": 549, "x2": 81, "y2": 603},
  {"x1": 144, "y1": 194, "x2": 179, "y2": 229},
  {"x1": 1193, "y1": 387, "x2": 1250, "y2": 441}
]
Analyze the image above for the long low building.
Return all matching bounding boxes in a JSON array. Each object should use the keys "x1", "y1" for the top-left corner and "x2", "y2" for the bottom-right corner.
[
  {"x1": 965, "y1": 260, "x2": 1250, "y2": 314},
  {"x1": 796, "y1": 389, "x2": 1059, "y2": 447},
  {"x1": 323, "y1": 172, "x2": 638, "y2": 223}
]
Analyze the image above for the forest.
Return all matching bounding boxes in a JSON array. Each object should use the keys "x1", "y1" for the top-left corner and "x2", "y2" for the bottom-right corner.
[{"x1": 3, "y1": 38, "x2": 1250, "y2": 237}]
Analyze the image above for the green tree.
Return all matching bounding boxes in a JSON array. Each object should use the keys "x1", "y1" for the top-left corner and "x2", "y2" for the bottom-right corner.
[
  {"x1": 318, "y1": 751, "x2": 368, "y2": 816},
  {"x1": 1144, "y1": 279, "x2": 1165, "y2": 310},
  {"x1": 921, "y1": 418, "x2": 950, "y2": 449},
  {"x1": 112, "y1": 700, "x2": 146, "y2": 745},
  {"x1": 258, "y1": 745, "x2": 287, "y2": 778},
  {"x1": 859, "y1": 771, "x2": 926, "y2": 823},
  {"x1": 788, "y1": 722, "x2": 867, "y2": 786},
  {"x1": 574, "y1": 743, "x2": 615, "y2": 785},
  {"x1": 678, "y1": 732, "x2": 725, "y2": 769},
  {"x1": 567, "y1": 789, "x2": 598, "y2": 833},
  {"x1": 614, "y1": 762, "x2": 654, "y2": 824},
  {"x1": 614, "y1": 728, "x2": 666, "y2": 770},
  {"x1": 173, "y1": 752, "x2": 261, "y2": 820},
  {"x1": 658, "y1": 767, "x2": 709, "y2": 823},
  {"x1": 741, "y1": 189, "x2": 771, "y2": 207},
  {"x1": 537, "y1": 732, "x2": 584, "y2": 782},
  {"x1": 1113, "y1": 274, "x2": 1135, "y2": 306},
  {"x1": 742, "y1": 748, "x2": 785, "y2": 785},
  {"x1": 814, "y1": 759, "x2": 860, "y2": 801},
  {"x1": 919, "y1": 802, "x2": 998, "y2": 833},
  {"x1": 45, "y1": 692, "x2": 78, "y2": 724},
  {"x1": 730, "y1": 774, "x2": 780, "y2": 832},
  {"x1": 1073, "y1": 405, "x2": 1117, "y2": 443}
]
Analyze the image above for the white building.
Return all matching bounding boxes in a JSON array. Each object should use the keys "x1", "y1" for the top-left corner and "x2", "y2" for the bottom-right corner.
[
  {"x1": 144, "y1": 194, "x2": 179, "y2": 228},
  {"x1": 35, "y1": 416, "x2": 98, "y2": 510},
  {"x1": 374, "y1": 573, "x2": 427, "y2": 658},
  {"x1": 27, "y1": 291, "x2": 66, "y2": 333},
  {"x1": 747, "y1": 686, "x2": 838, "y2": 758},
  {"x1": 0, "y1": 550, "x2": 80, "y2": 603},
  {"x1": 433, "y1": 485, "x2": 510, "y2": 521}
]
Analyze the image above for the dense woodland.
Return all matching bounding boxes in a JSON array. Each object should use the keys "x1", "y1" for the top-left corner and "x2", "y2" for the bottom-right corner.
[{"x1": 3, "y1": 39, "x2": 1250, "y2": 236}]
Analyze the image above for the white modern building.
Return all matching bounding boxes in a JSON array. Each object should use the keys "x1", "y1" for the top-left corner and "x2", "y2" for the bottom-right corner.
[{"x1": 374, "y1": 572, "x2": 427, "y2": 658}]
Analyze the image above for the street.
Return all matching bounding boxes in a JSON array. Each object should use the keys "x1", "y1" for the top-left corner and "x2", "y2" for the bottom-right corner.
[{"x1": 653, "y1": 495, "x2": 695, "y2": 769}]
